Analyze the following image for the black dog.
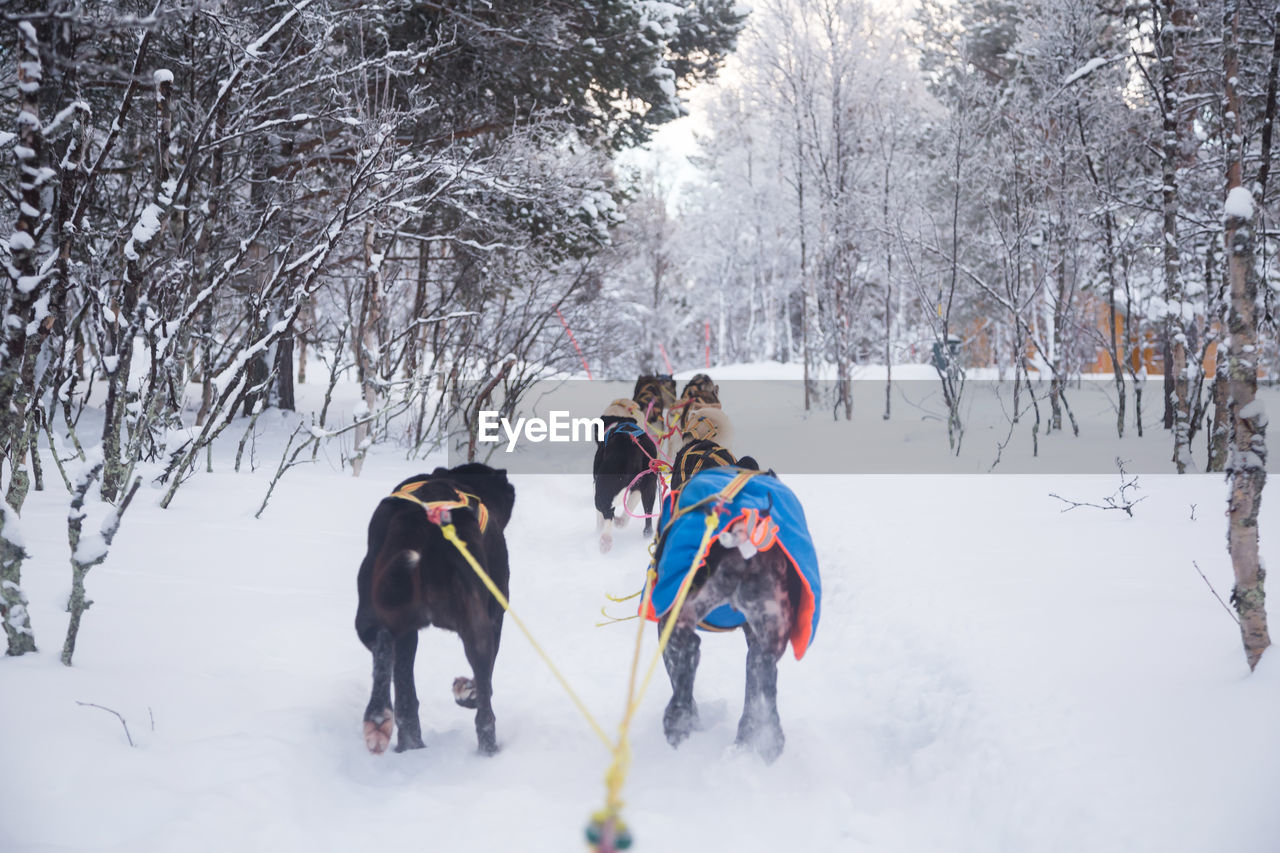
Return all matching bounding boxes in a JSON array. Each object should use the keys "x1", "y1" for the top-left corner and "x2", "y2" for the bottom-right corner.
[
  {"x1": 593, "y1": 414, "x2": 659, "y2": 552},
  {"x1": 355, "y1": 463, "x2": 515, "y2": 755}
]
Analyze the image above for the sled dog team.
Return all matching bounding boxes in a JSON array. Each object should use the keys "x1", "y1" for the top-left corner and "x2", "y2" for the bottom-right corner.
[{"x1": 354, "y1": 373, "x2": 821, "y2": 765}]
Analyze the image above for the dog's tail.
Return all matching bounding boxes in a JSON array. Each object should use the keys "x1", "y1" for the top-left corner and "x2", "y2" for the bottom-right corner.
[{"x1": 374, "y1": 549, "x2": 421, "y2": 614}]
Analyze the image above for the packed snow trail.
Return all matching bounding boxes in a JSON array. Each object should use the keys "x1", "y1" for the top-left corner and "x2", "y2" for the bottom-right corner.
[{"x1": 3, "y1": 447, "x2": 1279, "y2": 851}]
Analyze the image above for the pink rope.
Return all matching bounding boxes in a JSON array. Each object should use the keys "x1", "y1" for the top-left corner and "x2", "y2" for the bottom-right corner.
[
  {"x1": 618, "y1": 432, "x2": 673, "y2": 520},
  {"x1": 639, "y1": 397, "x2": 683, "y2": 451},
  {"x1": 620, "y1": 458, "x2": 670, "y2": 520}
]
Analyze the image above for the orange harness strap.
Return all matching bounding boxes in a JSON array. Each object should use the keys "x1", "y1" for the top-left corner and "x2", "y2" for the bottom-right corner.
[{"x1": 389, "y1": 480, "x2": 490, "y2": 533}]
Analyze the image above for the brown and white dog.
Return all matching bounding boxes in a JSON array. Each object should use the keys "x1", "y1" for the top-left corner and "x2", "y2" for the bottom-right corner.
[
  {"x1": 679, "y1": 406, "x2": 734, "y2": 454},
  {"x1": 602, "y1": 397, "x2": 644, "y2": 421},
  {"x1": 633, "y1": 374, "x2": 677, "y2": 445},
  {"x1": 675, "y1": 374, "x2": 721, "y2": 427}
]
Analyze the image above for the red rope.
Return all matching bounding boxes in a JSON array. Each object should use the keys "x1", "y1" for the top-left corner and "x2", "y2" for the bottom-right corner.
[
  {"x1": 640, "y1": 398, "x2": 685, "y2": 449},
  {"x1": 555, "y1": 308, "x2": 592, "y2": 379}
]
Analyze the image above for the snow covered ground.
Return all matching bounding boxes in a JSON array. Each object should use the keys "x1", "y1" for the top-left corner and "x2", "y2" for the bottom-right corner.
[{"x1": 3, "y1": 366, "x2": 1280, "y2": 852}]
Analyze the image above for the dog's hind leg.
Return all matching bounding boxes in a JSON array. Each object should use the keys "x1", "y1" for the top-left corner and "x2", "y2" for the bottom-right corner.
[
  {"x1": 733, "y1": 557, "x2": 793, "y2": 763},
  {"x1": 614, "y1": 488, "x2": 633, "y2": 529},
  {"x1": 595, "y1": 478, "x2": 621, "y2": 553},
  {"x1": 639, "y1": 473, "x2": 657, "y2": 538},
  {"x1": 659, "y1": 564, "x2": 740, "y2": 748},
  {"x1": 392, "y1": 630, "x2": 424, "y2": 752},
  {"x1": 659, "y1": 618, "x2": 701, "y2": 748},
  {"x1": 458, "y1": 604, "x2": 500, "y2": 755},
  {"x1": 737, "y1": 622, "x2": 787, "y2": 763},
  {"x1": 597, "y1": 509, "x2": 613, "y2": 553},
  {"x1": 363, "y1": 627, "x2": 395, "y2": 754}
]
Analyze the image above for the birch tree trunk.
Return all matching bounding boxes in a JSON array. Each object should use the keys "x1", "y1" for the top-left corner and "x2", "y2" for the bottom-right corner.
[
  {"x1": 793, "y1": 110, "x2": 814, "y2": 411},
  {"x1": 351, "y1": 222, "x2": 384, "y2": 477},
  {"x1": 1223, "y1": 0, "x2": 1270, "y2": 670},
  {"x1": 0, "y1": 504, "x2": 34, "y2": 655},
  {"x1": 883, "y1": 155, "x2": 893, "y2": 421},
  {"x1": 1159, "y1": 0, "x2": 1194, "y2": 472},
  {"x1": 61, "y1": 464, "x2": 141, "y2": 666},
  {"x1": 1, "y1": 22, "x2": 47, "y2": 655}
]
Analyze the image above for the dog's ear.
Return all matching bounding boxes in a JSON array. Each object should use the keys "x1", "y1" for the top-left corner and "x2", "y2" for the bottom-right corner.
[{"x1": 737, "y1": 455, "x2": 760, "y2": 471}]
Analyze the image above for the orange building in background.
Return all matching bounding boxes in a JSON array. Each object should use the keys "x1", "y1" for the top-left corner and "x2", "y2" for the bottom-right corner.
[
  {"x1": 1083, "y1": 296, "x2": 1220, "y2": 376},
  {"x1": 953, "y1": 294, "x2": 1227, "y2": 377}
]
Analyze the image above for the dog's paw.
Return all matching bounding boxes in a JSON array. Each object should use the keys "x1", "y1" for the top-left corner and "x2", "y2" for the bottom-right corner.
[
  {"x1": 663, "y1": 703, "x2": 698, "y2": 749},
  {"x1": 599, "y1": 534, "x2": 613, "y2": 554},
  {"x1": 364, "y1": 712, "x2": 394, "y2": 754},
  {"x1": 452, "y1": 676, "x2": 479, "y2": 709},
  {"x1": 394, "y1": 731, "x2": 425, "y2": 752},
  {"x1": 735, "y1": 720, "x2": 785, "y2": 764}
]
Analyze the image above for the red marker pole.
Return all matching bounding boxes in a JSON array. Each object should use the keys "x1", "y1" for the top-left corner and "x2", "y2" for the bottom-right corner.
[
  {"x1": 704, "y1": 320, "x2": 711, "y2": 368},
  {"x1": 555, "y1": 308, "x2": 592, "y2": 379},
  {"x1": 658, "y1": 342, "x2": 674, "y2": 375}
]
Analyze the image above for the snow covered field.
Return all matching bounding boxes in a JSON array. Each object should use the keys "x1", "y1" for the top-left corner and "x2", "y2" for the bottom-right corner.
[{"x1": 3, "y1": 369, "x2": 1280, "y2": 853}]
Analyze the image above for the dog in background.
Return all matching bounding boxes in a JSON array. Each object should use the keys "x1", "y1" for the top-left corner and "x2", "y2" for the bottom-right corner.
[
  {"x1": 633, "y1": 374, "x2": 677, "y2": 442},
  {"x1": 593, "y1": 400, "x2": 659, "y2": 552},
  {"x1": 675, "y1": 373, "x2": 722, "y2": 431},
  {"x1": 355, "y1": 463, "x2": 515, "y2": 755},
  {"x1": 602, "y1": 397, "x2": 643, "y2": 421},
  {"x1": 679, "y1": 406, "x2": 734, "y2": 455}
]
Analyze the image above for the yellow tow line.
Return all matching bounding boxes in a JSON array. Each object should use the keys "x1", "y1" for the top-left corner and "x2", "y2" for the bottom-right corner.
[
  {"x1": 438, "y1": 522, "x2": 613, "y2": 750},
  {"x1": 433, "y1": 468, "x2": 756, "y2": 852}
]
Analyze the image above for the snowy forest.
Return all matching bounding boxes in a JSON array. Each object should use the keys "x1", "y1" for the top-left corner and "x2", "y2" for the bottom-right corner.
[{"x1": 3, "y1": 1, "x2": 1280, "y2": 851}]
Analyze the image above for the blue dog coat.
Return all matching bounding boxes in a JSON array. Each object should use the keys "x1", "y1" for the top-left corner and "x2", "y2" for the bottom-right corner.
[{"x1": 646, "y1": 467, "x2": 821, "y2": 659}]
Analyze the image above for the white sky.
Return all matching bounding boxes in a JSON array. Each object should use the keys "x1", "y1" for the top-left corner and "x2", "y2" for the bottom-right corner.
[{"x1": 615, "y1": 75, "x2": 725, "y2": 207}]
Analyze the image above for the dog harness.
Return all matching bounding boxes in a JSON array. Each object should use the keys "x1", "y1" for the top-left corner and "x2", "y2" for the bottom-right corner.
[
  {"x1": 389, "y1": 480, "x2": 490, "y2": 533},
  {"x1": 602, "y1": 420, "x2": 650, "y2": 448},
  {"x1": 671, "y1": 440, "x2": 736, "y2": 491},
  {"x1": 633, "y1": 376, "x2": 675, "y2": 413},
  {"x1": 646, "y1": 466, "x2": 822, "y2": 660},
  {"x1": 681, "y1": 409, "x2": 725, "y2": 444},
  {"x1": 680, "y1": 374, "x2": 717, "y2": 398}
]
